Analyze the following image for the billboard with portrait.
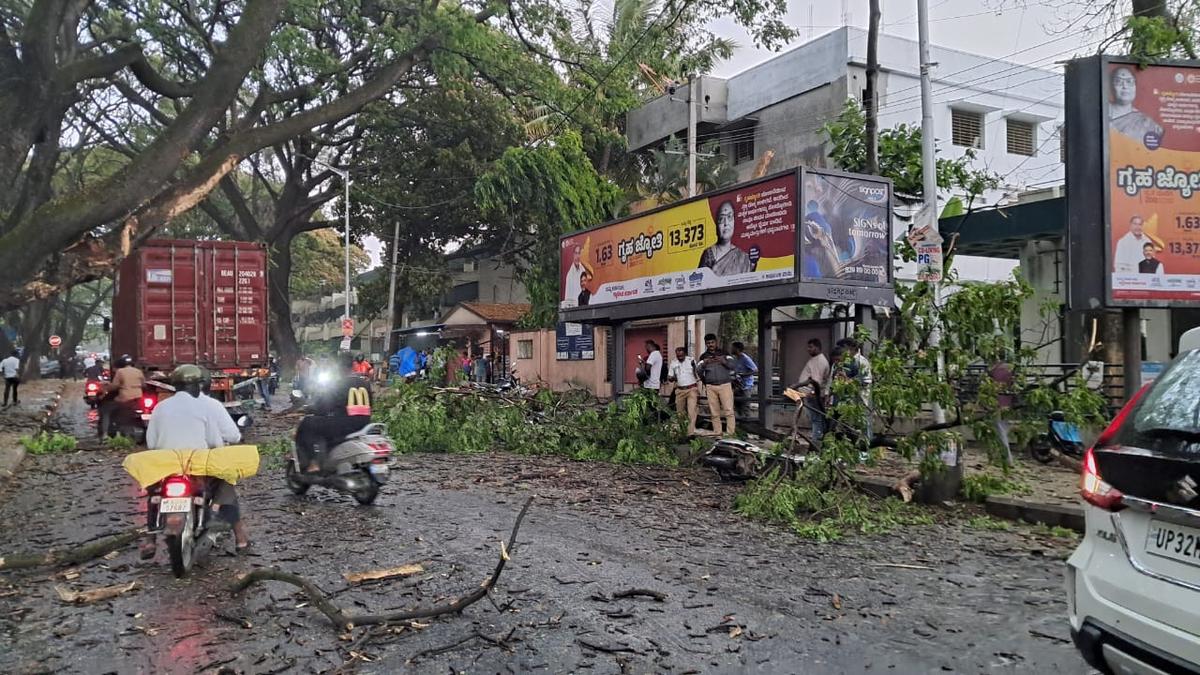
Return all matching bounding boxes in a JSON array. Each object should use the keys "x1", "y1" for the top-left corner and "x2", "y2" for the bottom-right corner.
[
  {"x1": 800, "y1": 170, "x2": 892, "y2": 286},
  {"x1": 1105, "y1": 61, "x2": 1200, "y2": 304},
  {"x1": 558, "y1": 173, "x2": 797, "y2": 309}
]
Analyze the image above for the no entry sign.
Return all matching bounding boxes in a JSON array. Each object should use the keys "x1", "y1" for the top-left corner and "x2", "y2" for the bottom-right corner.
[{"x1": 48, "y1": 335, "x2": 62, "y2": 348}]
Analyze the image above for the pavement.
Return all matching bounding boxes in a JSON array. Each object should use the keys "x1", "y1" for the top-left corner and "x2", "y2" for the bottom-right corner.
[
  {"x1": 0, "y1": 378, "x2": 70, "y2": 478},
  {"x1": 0, "y1": 388, "x2": 1094, "y2": 674}
]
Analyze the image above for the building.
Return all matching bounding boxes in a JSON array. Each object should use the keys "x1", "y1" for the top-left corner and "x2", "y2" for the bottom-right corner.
[
  {"x1": 290, "y1": 269, "x2": 391, "y2": 357},
  {"x1": 399, "y1": 244, "x2": 528, "y2": 330},
  {"x1": 627, "y1": 26, "x2": 1064, "y2": 284}
]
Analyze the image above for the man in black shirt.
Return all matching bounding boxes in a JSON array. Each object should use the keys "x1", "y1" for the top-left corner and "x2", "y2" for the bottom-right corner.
[
  {"x1": 1138, "y1": 242, "x2": 1164, "y2": 275},
  {"x1": 295, "y1": 352, "x2": 373, "y2": 472}
]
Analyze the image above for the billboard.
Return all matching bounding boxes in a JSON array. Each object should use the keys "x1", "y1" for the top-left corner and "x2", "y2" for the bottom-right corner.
[
  {"x1": 555, "y1": 322, "x2": 595, "y2": 360},
  {"x1": 800, "y1": 170, "x2": 892, "y2": 286},
  {"x1": 1105, "y1": 62, "x2": 1200, "y2": 304},
  {"x1": 559, "y1": 173, "x2": 797, "y2": 309}
]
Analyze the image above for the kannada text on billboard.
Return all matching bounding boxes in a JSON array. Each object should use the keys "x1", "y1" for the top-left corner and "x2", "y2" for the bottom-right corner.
[
  {"x1": 800, "y1": 171, "x2": 892, "y2": 287},
  {"x1": 559, "y1": 174, "x2": 797, "y2": 309},
  {"x1": 1107, "y1": 61, "x2": 1200, "y2": 304}
]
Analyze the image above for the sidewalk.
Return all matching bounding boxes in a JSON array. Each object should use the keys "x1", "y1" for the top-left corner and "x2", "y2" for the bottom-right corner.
[
  {"x1": 0, "y1": 378, "x2": 71, "y2": 477},
  {"x1": 856, "y1": 443, "x2": 1085, "y2": 531}
]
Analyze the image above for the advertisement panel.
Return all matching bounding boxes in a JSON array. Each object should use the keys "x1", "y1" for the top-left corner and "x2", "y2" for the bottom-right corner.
[
  {"x1": 555, "y1": 322, "x2": 595, "y2": 361},
  {"x1": 559, "y1": 174, "x2": 796, "y2": 309},
  {"x1": 800, "y1": 170, "x2": 892, "y2": 286},
  {"x1": 1106, "y1": 61, "x2": 1200, "y2": 304}
]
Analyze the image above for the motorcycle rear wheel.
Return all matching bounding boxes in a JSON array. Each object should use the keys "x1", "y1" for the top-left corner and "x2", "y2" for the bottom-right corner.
[
  {"x1": 1029, "y1": 435, "x2": 1054, "y2": 464},
  {"x1": 166, "y1": 513, "x2": 195, "y2": 578},
  {"x1": 354, "y1": 470, "x2": 379, "y2": 505},
  {"x1": 285, "y1": 460, "x2": 310, "y2": 495}
]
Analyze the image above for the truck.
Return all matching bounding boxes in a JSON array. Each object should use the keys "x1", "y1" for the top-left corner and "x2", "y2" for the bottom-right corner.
[{"x1": 111, "y1": 239, "x2": 270, "y2": 405}]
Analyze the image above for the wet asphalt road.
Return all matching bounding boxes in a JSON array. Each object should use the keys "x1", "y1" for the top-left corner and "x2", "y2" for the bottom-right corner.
[{"x1": 0, "y1": 385, "x2": 1091, "y2": 674}]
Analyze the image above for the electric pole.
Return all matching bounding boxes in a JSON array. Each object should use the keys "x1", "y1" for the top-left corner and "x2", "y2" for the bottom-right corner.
[
  {"x1": 917, "y1": 0, "x2": 946, "y2": 425},
  {"x1": 865, "y1": 0, "x2": 881, "y2": 175},
  {"x1": 687, "y1": 74, "x2": 698, "y2": 197}
]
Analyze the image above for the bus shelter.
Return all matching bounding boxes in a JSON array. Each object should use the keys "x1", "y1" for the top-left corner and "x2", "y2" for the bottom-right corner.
[{"x1": 558, "y1": 167, "x2": 896, "y2": 429}]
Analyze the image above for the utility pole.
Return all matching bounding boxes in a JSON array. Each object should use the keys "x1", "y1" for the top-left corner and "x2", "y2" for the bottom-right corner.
[
  {"x1": 687, "y1": 74, "x2": 698, "y2": 197},
  {"x1": 865, "y1": 0, "x2": 882, "y2": 175},
  {"x1": 916, "y1": 0, "x2": 945, "y2": 425},
  {"x1": 385, "y1": 220, "x2": 401, "y2": 354},
  {"x1": 342, "y1": 173, "x2": 351, "y2": 326}
]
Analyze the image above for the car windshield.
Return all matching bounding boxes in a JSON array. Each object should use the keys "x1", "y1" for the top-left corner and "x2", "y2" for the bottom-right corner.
[{"x1": 1131, "y1": 350, "x2": 1200, "y2": 436}]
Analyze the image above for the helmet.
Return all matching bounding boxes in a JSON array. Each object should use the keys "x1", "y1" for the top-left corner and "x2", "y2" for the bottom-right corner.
[
  {"x1": 171, "y1": 364, "x2": 205, "y2": 386},
  {"x1": 355, "y1": 354, "x2": 365, "y2": 362},
  {"x1": 116, "y1": 354, "x2": 133, "y2": 368}
]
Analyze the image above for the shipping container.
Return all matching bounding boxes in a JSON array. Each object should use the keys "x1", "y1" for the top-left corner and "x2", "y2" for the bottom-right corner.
[{"x1": 112, "y1": 240, "x2": 270, "y2": 373}]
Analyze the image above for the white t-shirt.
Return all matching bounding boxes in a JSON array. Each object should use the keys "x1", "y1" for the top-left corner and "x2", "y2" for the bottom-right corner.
[
  {"x1": 668, "y1": 356, "x2": 698, "y2": 387},
  {"x1": 563, "y1": 262, "x2": 585, "y2": 307},
  {"x1": 146, "y1": 392, "x2": 241, "y2": 450},
  {"x1": 643, "y1": 350, "x2": 663, "y2": 389},
  {"x1": 1114, "y1": 232, "x2": 1150, "y2": 273},
  {"x1": 1, "y1": 356, "x2": 18, "y2": 379}
]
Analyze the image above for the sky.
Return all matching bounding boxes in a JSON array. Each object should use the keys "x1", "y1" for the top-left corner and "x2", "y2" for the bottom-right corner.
[{"x1": 709, "y1": 0, "x2": 1111, "y2": 78}]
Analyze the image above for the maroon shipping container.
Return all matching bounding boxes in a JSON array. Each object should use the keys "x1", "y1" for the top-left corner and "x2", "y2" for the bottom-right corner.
[{"x1": 111, "y1": 240, "x2": 270, "y2": 372}]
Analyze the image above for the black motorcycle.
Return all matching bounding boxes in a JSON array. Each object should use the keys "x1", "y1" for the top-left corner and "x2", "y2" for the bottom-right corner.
[{"x1": 1028, "y1": 411, "x2": 1085, "y2": 464}]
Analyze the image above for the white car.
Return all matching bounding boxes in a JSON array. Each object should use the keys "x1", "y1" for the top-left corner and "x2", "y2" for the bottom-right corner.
[{"x1": 1067, "y1": 344, "x2": 1200, "y2": 674}]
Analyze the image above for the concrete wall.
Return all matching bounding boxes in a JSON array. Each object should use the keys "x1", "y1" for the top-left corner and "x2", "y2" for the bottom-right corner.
[
  {"x1": 626, "y1": 77, "x2": 729, "y2": 152},
  {"x1": 509, "y1": 327, "x2": 608, "y2": 395}
]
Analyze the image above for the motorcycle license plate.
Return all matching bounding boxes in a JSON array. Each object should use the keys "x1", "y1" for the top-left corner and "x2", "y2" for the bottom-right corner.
[
  {"x1": 368, "y1": 463, "x2": 389, "y2": 476},
  {"x1": 159, "y1": 497, "x2": 191, "y2": 514}
]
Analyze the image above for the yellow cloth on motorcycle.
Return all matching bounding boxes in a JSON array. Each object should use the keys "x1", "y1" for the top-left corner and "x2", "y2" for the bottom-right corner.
[{"x1": 121, "y1": 445, "x2": 261, "y2": 489}]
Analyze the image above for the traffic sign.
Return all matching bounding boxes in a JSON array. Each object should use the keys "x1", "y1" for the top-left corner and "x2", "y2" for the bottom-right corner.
[
  {"x1": 48, "y1": 335, "x2": 62, "y2": 348},
  {"x1": 341, "y1": 318, "x2": 354, "y2": 337}
]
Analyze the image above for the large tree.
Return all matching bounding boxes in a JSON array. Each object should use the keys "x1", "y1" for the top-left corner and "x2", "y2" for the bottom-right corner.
[{"x1": 0, "y1": 0, "x2": 499, "y2": 309}]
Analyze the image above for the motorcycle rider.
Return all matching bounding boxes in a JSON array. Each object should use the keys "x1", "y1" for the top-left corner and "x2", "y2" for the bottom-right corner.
[
  {"x1": 144, "y1": 364, "x2": 249, "y2": 556},
  {"x1": 296, "y1": 351, "x2": 373, "y2": 473},
  {"x1": 352, "y1": 353, "x2": 374, "y2": 378},
  {"x1": 98, "y1": 355, "x2": 145, "y2": 441}
]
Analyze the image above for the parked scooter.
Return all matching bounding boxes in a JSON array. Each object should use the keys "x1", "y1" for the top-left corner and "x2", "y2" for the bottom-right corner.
[
  {"x1": 284, "y1": 423, "x2": 394, "y2": 504},
  {"x1": 1028, "y1": 411, "x2": 1085, "y2": 464}
]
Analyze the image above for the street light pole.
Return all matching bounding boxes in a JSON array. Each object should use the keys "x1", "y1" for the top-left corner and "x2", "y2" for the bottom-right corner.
[{"x1": 342, "y1": 170, "x2": 351, "y2": 325}]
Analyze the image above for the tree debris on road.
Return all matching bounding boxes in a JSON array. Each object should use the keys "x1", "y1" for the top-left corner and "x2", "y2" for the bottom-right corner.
[
  {"x1": 0, "y1": 528, "x2": 143, "y2": 570},
  {"x1": 54, "y1": 581, "x2": 138, "y2": 604},
  {"x1": 342, "y1": 563, "x2": 424, "y2": 584}
]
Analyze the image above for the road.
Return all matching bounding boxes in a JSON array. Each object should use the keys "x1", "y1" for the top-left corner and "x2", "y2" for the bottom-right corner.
[{"x1": 0, "y1": 383, "x2": 1090, "y2": 674}]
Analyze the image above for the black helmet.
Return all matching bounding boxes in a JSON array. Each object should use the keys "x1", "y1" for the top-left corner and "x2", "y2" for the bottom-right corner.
[
  {"x1": 116, "y1": 354, "x2": 133, "y2": 368},
  {"x1": 355, "y1": 354, "x2": 365, "y2": 362}
]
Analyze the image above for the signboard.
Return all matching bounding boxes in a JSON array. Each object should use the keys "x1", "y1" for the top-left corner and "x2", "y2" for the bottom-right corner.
[
  {"x1": 341, "y1": 317, "x2": 354, "y2": 337},
  {"x1": 1105, "y1": 61, "x2": 1200, "y2": 305},
  {"x1": 339, "y1": 336, "x2": 352, "y2": 352},
  {"x1": 800, "y1": 170, "x2": 892, "y2": 286},
  {"x1": 1141, "y1": 361, "x2": 1166, "y2": 385},
  {"x1": 559, "y1": 173, "x2": 797, "y2": 309},
  {"x1": 908, "y1": 205, "x2": 944, "y2": 282},
  {"x1": 48, "y1": 335, "x2": 62, "y2": 348},
  {"x1": 555, "y1": 322, "x2": 595, "y2": 361}
]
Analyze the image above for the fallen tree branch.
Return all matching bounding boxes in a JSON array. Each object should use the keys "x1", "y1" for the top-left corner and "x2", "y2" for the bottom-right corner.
[
  {"x1": 612, "y1": 588, "x2": 667, "y2": 602},
  {"x1": 231, "y1": 497, "x2": 534, "y2": 631},
  {"x1": 0, "y1": 528, "x2": 144, "y2": 571}
]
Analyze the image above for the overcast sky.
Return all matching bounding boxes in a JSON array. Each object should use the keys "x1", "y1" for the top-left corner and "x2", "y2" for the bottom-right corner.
[{"x1": 709, "y1": 0, "x2": 1111, "y2": 78}]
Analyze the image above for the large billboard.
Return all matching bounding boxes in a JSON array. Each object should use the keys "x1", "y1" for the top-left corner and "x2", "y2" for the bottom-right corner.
[
  {"x1": 800, "y1": 170, "x2": 892, "y2": 286},
  {"x1": 559, "y1": 173, "x2": 797, "y2": 309},
  {"x1": 1106, "y1": 62, "x2": 1200, "y2": 304}
]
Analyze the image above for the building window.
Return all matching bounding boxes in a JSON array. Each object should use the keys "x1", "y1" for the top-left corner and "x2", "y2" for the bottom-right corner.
[
  {"x1": 462, "y1": 260, "x2": 476, "y2": 273},
  {"x1": 733, "y1": 135, "x2": 755, "y2": 164},
  {"x1": 1006, "y1": 118, "x2": 1036, "y2": 156},
  {"x1": 951, "y1": 109, "x2": 984, "y2": 149},
  {"x1": 517, "y1": 339, "x2": 533, "y2": 360}
]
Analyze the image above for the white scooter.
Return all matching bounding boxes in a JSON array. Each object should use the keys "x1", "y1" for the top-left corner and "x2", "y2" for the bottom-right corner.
[{"x1": 285, "y1": 423, "x2": 394, "y2": 504}]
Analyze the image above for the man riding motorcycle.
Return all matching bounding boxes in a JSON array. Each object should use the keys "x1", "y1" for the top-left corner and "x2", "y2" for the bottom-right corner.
[
  {"x1": 98, "y1": 355, "x2": 145, "y2": 441},
  {"x1": 296, "y1": 352, "x2": 372, "y2": 472},
  {"x1": 144, "y1": 364, "x2": 249, "y2": 557}
]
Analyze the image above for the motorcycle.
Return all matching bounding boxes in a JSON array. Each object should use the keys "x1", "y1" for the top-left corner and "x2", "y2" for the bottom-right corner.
[
  {"x1": 83, "y1": 370, "x2": 110, "y2": 408},
  {"x1": 150, "y1": 473, "x2": 217, "y2": 578},
  {"x1": 701, "y1": 438, "x2": 806, "y2": 481},
  {"x1": 1028, "y1": 410, "x2": 1085, "y2": 464},
  {"x1": 284, "y1": 423, "x2": 394, "y2": 505}
]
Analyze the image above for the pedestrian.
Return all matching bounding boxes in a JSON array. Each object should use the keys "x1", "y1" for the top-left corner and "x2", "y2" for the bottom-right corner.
[
  {"x1": 836, "y1": 338, "x2": 873, "y2": 444},
  {"x1": 460, "y1": 351, "x2": 472, "y2": 381},
  {"x1": 989, "y1": 355, "x2": 1016, "y2": 466},
  {"x1": 668, "y1": 346, "x2": 699, "y2": 435},
  {"x1": 697, "y1": 334, "x2": 736, "y2": 437},
  {"x1": 795, "y1": 338, "x2": 831, "y2": 442},
  {"x1": 255, "y1": 365, "x2": 272, "y2": 411},
  {"x1": 636, "y1": 340, "x2": 663, "y2": 392},
  {"x1": 730, "y1": 341, "x2": 758, "y2": 418},
  {"x1": 2, "y1": 350, "x2": 20, "y2": 407}
]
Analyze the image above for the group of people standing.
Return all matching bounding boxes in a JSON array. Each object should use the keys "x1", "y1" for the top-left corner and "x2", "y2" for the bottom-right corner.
[
  {"x1": 792, "y1": 337, "x2": 873, "y2": 448},
  {"x1": 636, "y1": 334, "x2": 758, "y2": 438}
]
